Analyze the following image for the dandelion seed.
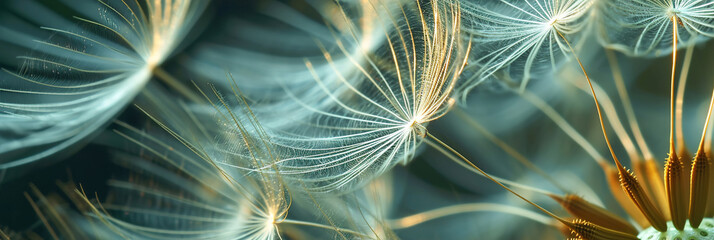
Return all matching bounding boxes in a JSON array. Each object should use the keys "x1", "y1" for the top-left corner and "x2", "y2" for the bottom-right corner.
[
  {"x1": 257, "y1": 0, "x2": 470, "y2": 193},
  {"x1": 458, "y1": 0, "x2": 592, "y2": 96},
  {"x1": 0, "y1": 0, "x2": 207, "y2": 171},
  {"x1": 599, "y1": 0, "x2": 714, "y2": 56}
]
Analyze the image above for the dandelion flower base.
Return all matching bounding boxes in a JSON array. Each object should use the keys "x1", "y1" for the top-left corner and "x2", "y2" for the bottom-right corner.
[{"x1": 638, "y1": 218, "x2": 714, "y2": 240}]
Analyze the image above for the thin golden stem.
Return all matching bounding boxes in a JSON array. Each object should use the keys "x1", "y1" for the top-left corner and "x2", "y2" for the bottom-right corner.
[
  {"x1": 426, "y1": 135, "x2": 557, "y2": 196},
  {"x1": 605, "y1": 49, "x2": 654, "y2": 161},
  {"x1": 704, "y1": 112, "x2": 714, "y2": 154},
  {"x1": 605, "y1": 49, "x2": 670, "y2": 216},
  {"x1": 519, "y1": 90, "x2": 607, "y2": 164},
  {"x1": 569, "y1": 78, "x2": 640, "y2": 163},
  {"x1": 453, "y1": 108, "x2": 569, "y2": 193},
  {"x1": 556, "y1": 31, "x2": 621, "y2": 170},
  {"x1": 278, "y1": 219, "x2": 370, "y2": 238},
  {"x1": 675, "y1": 42, "x2": 696, "y2": 151},
  {"x1": 571, "y1": 75, "x2": 672, "y2": 215},
  {"x1": 388, "y1": 203, "x2": 557, "y2": 229},
  {"x1": 698, "y1": 88, "x2": 714, "y2": 151},
  {"x1": 669, "y1": 16, "x2": 679, "y2": 155},
  {"x1": 424, "y1": 132, "x2": 568, "y2": 224},
  {"x1": 571, "y1": 77, "x2": 671, "y2": 215}
]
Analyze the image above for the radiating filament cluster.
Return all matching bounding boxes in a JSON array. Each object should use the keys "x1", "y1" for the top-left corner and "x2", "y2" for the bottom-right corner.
[{"x1": 0, "y1": 0, "x2": 714, "y2": 240}]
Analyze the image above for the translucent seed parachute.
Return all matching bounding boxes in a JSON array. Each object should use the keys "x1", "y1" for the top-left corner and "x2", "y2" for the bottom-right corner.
[
  {"x1": 598, "y1": 0, "x2": 714, "y2": 57},
  {"x1": 255, "y1": 0, "x2": 470, "y2": 193},
  {"x1": 458, "y1": 0, "x2": 591, "y2": 96},
  {"x1": 0, "y1": 0, "x2": 207, "y2": 171}
]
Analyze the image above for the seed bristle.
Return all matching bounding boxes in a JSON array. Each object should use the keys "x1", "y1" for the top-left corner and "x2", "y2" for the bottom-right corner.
[
  {"x1": 619, "y1": 167, "x2": 668, "y2": 231},
  {"x1": 551, "y1": 194, "x2": 639, "y2": 235},
  {"x1": 643, "y1": 158, "x2": 670, "y2": 218},
  {"x1": 565, "y1": 219, "x2": 638, "y2": 240},
  {"x1": 690, "y1": 150, "x2": 712, "y2": 228},
  {"x1": 601, "y1": 162, "x2": 650, "y2": 228},
  {"x1": 664, "y1": 151, "x2": 690, "y2": 230},
  {"x1": 707, "y1": 160, "x2": 714, "y2": 217}
]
